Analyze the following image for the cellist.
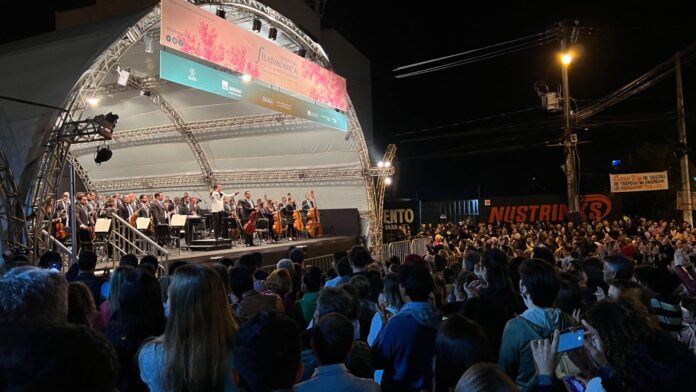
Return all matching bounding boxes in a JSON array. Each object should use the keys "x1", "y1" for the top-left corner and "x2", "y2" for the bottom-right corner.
[
  {"x1": 302, "y1": 191, "x2": 317, "y2": 238},
  {"x1": 240, "y1": 191, "x2": 257, "y2": 246}
]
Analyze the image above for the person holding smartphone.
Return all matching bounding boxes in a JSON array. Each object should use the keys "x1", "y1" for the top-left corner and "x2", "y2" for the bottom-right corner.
[{"x1": 498, "y1": 259, "x2": 577, "y2": 389}]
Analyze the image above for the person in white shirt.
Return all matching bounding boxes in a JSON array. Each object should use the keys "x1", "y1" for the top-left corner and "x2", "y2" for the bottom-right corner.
[{"x1": 210, "y1": 184, "x2": 225, "y2": 239}]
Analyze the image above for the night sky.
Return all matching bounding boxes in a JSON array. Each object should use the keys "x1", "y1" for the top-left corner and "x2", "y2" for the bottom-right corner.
[
  {"x1": 3, "y1": 1, "x2": 696, "y2": 205},
  {"x1": 323, "y1": 0, "x2": 696, "y2": 201}
]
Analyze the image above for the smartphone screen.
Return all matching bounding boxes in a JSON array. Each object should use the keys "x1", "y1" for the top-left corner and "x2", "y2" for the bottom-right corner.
[
  {"x1": 48, "y1": 261, "x2": 61, "y2": 272},
  {"x1": 557, "y1": 328, "x2": 585, "y2": 352}
]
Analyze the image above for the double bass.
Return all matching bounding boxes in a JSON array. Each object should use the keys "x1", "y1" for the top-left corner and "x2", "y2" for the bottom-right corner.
[{"x1": 305, "y1": 190, "x2": 322, "y2": 238}]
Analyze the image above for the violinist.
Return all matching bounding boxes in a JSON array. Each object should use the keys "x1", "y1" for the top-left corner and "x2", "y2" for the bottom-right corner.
[{"x1": 240, "y1": 191, "x2": 257, "y2": 246}]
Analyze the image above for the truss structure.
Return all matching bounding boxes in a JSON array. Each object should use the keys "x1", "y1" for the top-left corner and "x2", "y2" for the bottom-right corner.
[
  {"x1": 25, "y1": 0, "x2": 383, "y2": 256},
  {"x1": 70, "y1": 113, "x2": 302, "y2": 155},
  {"x1": 0, "y1": 146, "x2": 28, "y2": 253}
]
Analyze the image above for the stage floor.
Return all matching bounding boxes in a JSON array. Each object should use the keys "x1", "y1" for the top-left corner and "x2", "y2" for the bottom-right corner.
[{"x1": 166, "y1": 235, "x2": 358, "y2": 268}]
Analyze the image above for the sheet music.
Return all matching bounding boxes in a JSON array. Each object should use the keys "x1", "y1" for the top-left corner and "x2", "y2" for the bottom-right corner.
[
  {"x1": 94, "y1": 218, "x2": 111, "y2": 233},
  {"x1": 170, "y1": 214, "x2": 188, "y2": 227}
]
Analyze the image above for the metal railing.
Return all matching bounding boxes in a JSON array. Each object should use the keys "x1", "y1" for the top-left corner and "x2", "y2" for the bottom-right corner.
[
  {"x1": 304, "y1": 254, "x2": 335, "y2": 273},
  {"x1": 109, "y1": 214, "x2": 169, "y2": 275},
  {"x1": 41, "y1": 229, "x2": 73, "y2": 271},
  {"x1": 387, "y1": 240, "x2": 411, "y2": 262},
  {"x1": 410, "y1": 237, "x2": 430, "y2": 257}
]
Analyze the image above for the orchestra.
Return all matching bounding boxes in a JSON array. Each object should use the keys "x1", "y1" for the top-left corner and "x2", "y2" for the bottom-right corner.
[{"x1": 52, "y1": 188, "x2": 322, "y2": 252}]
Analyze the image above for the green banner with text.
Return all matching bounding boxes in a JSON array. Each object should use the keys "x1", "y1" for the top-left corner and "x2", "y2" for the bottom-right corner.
[{"x1": 159, "y1": 50, "x2": 347, "y2": 132}]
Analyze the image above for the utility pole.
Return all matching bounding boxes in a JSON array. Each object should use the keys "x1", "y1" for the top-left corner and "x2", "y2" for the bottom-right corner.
[
  {"x1": 560, "y1": 22, "x2": 580, "y2": 222},
  {"x1": 676, "y1": 52, "x2": 693, "y2": 225}
]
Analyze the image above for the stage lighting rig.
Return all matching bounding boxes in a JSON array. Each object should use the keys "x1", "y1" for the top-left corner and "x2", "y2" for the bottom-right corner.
[{"x1": 60, "y1": 112, "x2": 119, "y2": 143}]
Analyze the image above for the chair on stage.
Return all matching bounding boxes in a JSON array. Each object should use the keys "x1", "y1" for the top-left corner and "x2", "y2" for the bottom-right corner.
[
  {"x1": 227, "y1": 218, "x2": 242, "y2": 246},
  {"x1": 254, "y1": 218, "x2": 270, "y2": 244}
]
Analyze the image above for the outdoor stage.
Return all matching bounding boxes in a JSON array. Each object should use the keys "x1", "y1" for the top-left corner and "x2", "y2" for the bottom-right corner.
[{"x1": 167, "y1": 235, "x2": 358, "y2": 269}]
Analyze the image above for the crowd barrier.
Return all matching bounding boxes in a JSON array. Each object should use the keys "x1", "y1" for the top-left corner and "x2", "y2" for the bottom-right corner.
[{"x1": 385, "y1": 237, "x2": 431, "y2": 262}]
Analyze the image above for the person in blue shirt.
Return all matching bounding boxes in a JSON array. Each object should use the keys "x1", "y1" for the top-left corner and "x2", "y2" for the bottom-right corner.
[{"x1": 372, "y1": 264, "x2": 442, "y2": 392}]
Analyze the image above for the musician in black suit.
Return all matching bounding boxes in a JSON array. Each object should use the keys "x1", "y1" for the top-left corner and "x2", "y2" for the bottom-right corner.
[
  {"x1": 138, "y1": 194, "x2": 151, "y2": 218},
  {"x1": 75, "y1": 195, "x2": 93, "y2": 252},
  {"x1": 150, "y1": 192, "x2": 167, "y2": 226},
  {"x1": 240, "y1": 191, "x2": 256, "y2": 246}
]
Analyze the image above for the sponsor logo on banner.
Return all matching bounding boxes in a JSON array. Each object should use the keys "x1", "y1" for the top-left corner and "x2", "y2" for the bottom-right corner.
[
  {"x1": 384, "y1": 199, "x2": 420, "y2": 242},
  {"x1": 609, "y1": 171, "x2": 669, "y2": 193},
  {"x1": 159, "y1": 51, "x2": 347, "y2": 131},
  {"x1": 482, "y1": 194, "x2": 613, "y2": 223},
  {"x1": 160, "y1": 0, "x2": 347, "y2": 111}
]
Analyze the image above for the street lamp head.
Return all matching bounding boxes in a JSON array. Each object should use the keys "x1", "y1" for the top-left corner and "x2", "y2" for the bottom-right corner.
[{"x1": 561, "y1": 53, "x2": 573, "y2": 65}]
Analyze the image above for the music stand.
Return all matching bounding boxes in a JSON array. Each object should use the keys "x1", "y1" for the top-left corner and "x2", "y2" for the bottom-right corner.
[{"x1": 170, "y1": 214, "x2": 187, "y2": 250}]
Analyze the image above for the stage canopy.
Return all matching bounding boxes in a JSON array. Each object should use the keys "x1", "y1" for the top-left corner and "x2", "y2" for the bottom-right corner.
[{"x1": 0, "y1": 1, "x2": 374, "y2": 238}]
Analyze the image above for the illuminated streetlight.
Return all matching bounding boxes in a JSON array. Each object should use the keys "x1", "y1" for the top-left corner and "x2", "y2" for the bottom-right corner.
[
  {"x1": 87, "y1": 97, "x2": 100, "y2": 107},
  {"x1": 377, "y1": 161, "x2": 384, "y2": 168},
  {"x1": 385, "y1": 177, "x2": 392, "y2": 185},
  {"x1": 561, "y1": 53, "x2": 572, "y2": 65}
]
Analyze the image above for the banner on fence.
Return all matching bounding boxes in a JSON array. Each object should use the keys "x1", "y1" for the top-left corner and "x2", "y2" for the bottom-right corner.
[{"x1": 609, "y1": 171, "x2": 668, "y2": 193}]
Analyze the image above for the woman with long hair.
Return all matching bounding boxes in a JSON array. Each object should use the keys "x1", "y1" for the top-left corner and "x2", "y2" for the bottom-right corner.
[
  {"x1": 584, "y1": 298, "x2": 696, "y2": 391},
  {"x1": 106, "y1": 269, "x2": 165, "y2": 391},
  {"x1": 458, "y1": 249, "x2": 524, "y2": 358},
  {"x1": 99, "y1": 265, "x2": 134, "y2": 326},
  {"x1": 138, "y1": 264, "x2": 239, "y2": 392}
]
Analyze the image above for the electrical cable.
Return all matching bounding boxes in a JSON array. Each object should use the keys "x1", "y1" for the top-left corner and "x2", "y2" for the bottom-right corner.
[
  {"x1": 395, "y1": 36, "x2": 557, "y2": 79},
  {"x1": 393, "y1": 31, "x2": 549, "y2": 71}
]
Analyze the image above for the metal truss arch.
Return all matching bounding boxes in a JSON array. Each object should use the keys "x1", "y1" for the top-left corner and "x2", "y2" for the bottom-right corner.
[{"x1": 27, "y1": 0, "x2": 378, "y2": 254}]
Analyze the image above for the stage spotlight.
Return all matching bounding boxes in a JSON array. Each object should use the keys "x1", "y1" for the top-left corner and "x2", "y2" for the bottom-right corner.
[
  {"x1": 86, "y1": 97, "x2": 100, "y2": 107},
  {"x1": 95, "y1": 112, "x2": 119, "y2": 131},
  {"x1": 377, "y1": 161, "x2": 384, "y2": 168},
  {"x1": 252, "y1": 18, "x2": 262, "y2": 32},
  {"x1": 385, "y1": 177, "x2": 393, "y2": 185},
  {"x1": 140, "y1": 89, "x2": 151, "y2": 96},
  {"x1": 268, "y1": 27, "x2": 278, "y2": 40},
  {"x1": 298, "y1": 48, "x2": 307, "y2": 58},
  {"x1": 216, "y1": 7, "x2": 226, "y2": 19},
  {"x1": 241, "y1": 74, "x2": 252, "y2": 82},
  {"x1": 384, "y1": 161, "x2": 392, "y2": 168},
  {"x1": 94, "y1": 145, "x2": 113, "y2": 165}
]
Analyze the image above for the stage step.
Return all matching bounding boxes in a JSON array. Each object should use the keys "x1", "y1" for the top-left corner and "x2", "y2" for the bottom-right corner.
[{"x1": 187, "y1": 238, "x2": 233, "y2": 251}]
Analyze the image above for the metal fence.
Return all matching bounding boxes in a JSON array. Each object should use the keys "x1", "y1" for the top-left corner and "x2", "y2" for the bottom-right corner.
[
  {"x1": 410, "y1": 237, "x2": 430, "y2": 257},
  {"x1": 304, "y1": 254, "x2": 335, "y2": 272},
  {"x1": 386, "y1": 240, "x2": 411, "y2": 262}
]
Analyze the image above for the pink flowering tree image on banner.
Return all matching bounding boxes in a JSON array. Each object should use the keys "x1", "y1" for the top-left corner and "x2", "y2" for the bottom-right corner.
[
  {"x1": 182, "y1": 22, "x2": 225, "y2": 64},
  {"x1": 226, "y1": 46, "x2": 261, "y2": 78},
  {"x1": 302, "y1": 62, "x2": 347, "y2": 110}
]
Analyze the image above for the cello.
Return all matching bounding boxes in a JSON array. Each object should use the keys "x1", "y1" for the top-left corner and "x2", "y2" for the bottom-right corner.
[
  {"x1": 305, "y1": 190, "x2": 323, "y2": 238},
  {"x1": 272, "y1": 202, "x2": 283, "y2": 236},
  {"x1": 243, "y1": 208, "x2": 259, "y2": 235},
  {"x1": 292, "y1": 196, "x2": 304, "y2": 232}
]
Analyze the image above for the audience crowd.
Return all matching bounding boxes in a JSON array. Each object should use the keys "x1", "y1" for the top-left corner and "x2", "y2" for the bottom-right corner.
[{"x1": 3, "y1": 215, "x2": 696, "y2": 391}]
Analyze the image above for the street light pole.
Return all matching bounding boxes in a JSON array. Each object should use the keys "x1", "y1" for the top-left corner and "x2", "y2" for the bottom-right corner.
[
  {"x1": 676, "y1": 52, "x2": 693, "y2": 225},
  {"x1": 561, "y1": 37, "x2": 580, "y2": 221}
]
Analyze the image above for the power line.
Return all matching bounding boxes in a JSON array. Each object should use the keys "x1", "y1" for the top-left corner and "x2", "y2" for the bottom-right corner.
[
  {"x1": 395, "y1": 36, "x2": 556, "y2": 79},
  {"x1": 393, "y1": 31, "x2": 548, "y2": 72}
]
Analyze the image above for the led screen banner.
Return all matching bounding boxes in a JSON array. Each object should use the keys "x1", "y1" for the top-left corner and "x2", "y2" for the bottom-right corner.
[
  {"x1": 160, "y1": 51, "x2": 348, "y2": 132},
  {"x1": 160, "y1": 0, "x2": 347, "y2": 111},
  {"x1": 609, "y1": 171, "x2": 669, "y2": 193}
]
